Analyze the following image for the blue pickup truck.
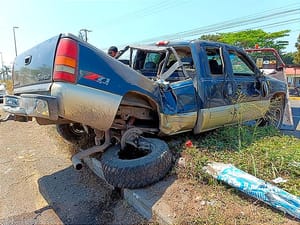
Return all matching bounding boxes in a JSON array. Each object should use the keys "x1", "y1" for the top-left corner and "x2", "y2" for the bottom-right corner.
[{"x1": 2, "y1": 33, "x2": 288, "y2": 188}]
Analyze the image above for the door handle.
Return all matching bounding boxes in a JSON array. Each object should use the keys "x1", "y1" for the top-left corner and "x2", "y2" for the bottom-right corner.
[
  {"x1": 25, "y1": 55, "x2": 32, "y2": 65},
  {"x1": 223, "y1": 82, "x2": 234, "y2": 98},
  {"x1": 236, "y1": 84, "x2": 242, "y2": 90}
]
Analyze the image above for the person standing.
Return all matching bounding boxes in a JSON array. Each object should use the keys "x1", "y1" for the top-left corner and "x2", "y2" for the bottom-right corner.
[{"x1": 108, "y1": 46, "x2": 118, "y2": 58}]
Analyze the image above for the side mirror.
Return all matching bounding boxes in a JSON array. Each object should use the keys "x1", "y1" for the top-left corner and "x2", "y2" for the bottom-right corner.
[{"x1": 261, "y1": 81, "x2": 269, "y2": 97}]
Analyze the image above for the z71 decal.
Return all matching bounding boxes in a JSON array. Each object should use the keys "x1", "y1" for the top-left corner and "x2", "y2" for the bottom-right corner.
[{"x1": 82, "y1": 71, "x2": 110, "y2": 85}]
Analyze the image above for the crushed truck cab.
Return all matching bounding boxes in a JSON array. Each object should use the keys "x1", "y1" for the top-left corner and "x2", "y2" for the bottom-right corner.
[{"x1": 2, "y1": 33, "x2": 289, "y2": 188}]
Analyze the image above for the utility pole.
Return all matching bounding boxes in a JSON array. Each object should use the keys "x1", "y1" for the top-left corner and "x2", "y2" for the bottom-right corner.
[
  {"x1": 0, "y1": 52, "x2": 3, "y2": 68},
  {"x1": 79, "y1": 29, "x2": 92, "y2": 42},
  {"x1": 13, "y1": 26, "x2": 19, "y2": 56},
  {"x1": 0, "y1": 52, "x2": 3, "y2": 80}
]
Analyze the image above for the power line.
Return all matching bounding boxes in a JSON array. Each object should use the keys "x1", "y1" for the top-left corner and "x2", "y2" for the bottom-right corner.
[
  {"x1": 251, "y1": 18, "x2": 300, "y2": 30},
  {"x1": 101, "y1": 0, "x2": 189, "y2": 28},
  {"x1": 134, "y1": 7, "x2": 300, "y2": 44}
]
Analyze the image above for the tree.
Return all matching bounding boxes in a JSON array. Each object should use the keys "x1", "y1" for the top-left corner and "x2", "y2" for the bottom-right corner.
[
  {"x1": 281, "y1": 52, "x2": 296, "y2": 65},
  {"x1": 294, "y1": 33, "x2": 300, "y2": 64},
  {"x1": 199, "y1": 34, "x2": 221, "y2": 42},
  {"x1": 200, "y1": 29, "x2": 290, "y2": 53}
]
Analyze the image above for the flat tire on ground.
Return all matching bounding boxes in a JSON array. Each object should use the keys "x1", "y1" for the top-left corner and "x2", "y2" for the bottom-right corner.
[{"x1": 100, "y1": 138, "x2": 172, "y2": 189}]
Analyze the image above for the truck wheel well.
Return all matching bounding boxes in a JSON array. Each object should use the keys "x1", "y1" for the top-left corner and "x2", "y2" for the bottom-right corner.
[
  {"x1": 120, "y1": 92, "x2": 158, "y2": 110},
  {"x1": 111, "y1": 92, "x2": 160, "y2": 137}
]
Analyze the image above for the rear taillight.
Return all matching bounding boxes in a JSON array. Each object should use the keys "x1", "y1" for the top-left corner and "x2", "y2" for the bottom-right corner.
[{"x1": 53, "y1": 38, "x2": 78, "y2": 83}]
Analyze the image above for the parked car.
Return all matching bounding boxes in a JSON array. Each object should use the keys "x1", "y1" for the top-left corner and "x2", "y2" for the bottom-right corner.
[
  {"x1": 2, "y1": 34, "x2": 288, "y2": 188},
  {"x1": 289, "y1": 86, "x2": 300, "y2": 97}
]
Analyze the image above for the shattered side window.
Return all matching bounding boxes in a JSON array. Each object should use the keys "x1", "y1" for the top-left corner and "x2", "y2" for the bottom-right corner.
[
  {"x1": 229, "y1": 50, "x2": 255, "y2": 76},
  {"x1": 205, "y1": 47, "x2": 224, "y2": 75},
  {"x1": 143, "y1": 52, "x2": 161, "y2": 70},
  {"x1": 117, "y1": 48, "x2": 136, "y2": 67},
  {"x1": 172, "y1": 46, "x2": 196, "y2": 76}
]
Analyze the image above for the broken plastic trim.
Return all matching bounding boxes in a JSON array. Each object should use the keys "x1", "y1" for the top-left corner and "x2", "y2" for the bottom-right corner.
[{"x1": 204, "y1": 162, "x2": 300, "y2": 220}]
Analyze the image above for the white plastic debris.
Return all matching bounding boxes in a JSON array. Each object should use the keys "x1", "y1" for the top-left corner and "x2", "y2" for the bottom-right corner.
[
  {"x1": 204, "y1": 162, "x2": 300, "y2": 220},
  {"x1": 272, "y1": 177, "x2": 288, "y2": 184},
  {"x1": 177, "y1": 157, "x2": 186, "y2": 168}
]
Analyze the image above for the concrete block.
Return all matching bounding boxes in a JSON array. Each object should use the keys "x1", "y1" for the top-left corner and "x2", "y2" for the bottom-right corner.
[{"x1": 124, "y1": 176, "x2": 177, "y2": 225}]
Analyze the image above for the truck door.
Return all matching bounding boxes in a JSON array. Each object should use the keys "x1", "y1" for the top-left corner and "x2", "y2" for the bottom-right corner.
[
  {"x1": 196, "y1": 45, "x2": 235, "y2": 132},
  {"x1": 224, "y1": 47, "x2": 267, "y2": 123}
]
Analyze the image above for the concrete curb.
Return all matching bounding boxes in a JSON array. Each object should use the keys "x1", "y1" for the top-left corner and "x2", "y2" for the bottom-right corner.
[
  {"x1": 124, "y1": 177, "x2": 177, "y2": 225},
  {"x1": 83, "y1": 156, "x2": 175, "y2": 224},
  {"x1": 289, "y1": 97, "x2": 300, "y2": 100}
]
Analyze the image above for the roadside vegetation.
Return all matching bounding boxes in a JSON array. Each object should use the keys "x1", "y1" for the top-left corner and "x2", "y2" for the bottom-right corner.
[
  {"x1": 167, "y1": 124, "x2": 300, "y2": 224},
  {"x1": 0, "y1": 80, "x2": 13, "y2": 94}
]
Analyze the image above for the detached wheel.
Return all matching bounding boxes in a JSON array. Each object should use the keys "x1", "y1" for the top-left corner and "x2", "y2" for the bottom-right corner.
[
  {"x1": 260, "y1": 97, "x2": 284, "y2": 129},
  {"x1": 56, "y1": 123, "x2": 95, "y2": 148},
  {"x1": 101, "y1": 138, "x2": 172, "y2": 189}
]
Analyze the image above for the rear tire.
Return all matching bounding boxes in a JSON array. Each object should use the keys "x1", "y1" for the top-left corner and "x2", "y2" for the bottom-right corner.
[
  {"x1": 101, "y1": 138, "x2": 172, "y2": 189},
  {"x1": 56, "y1": 123, "x2": 95, "y2": 148}
]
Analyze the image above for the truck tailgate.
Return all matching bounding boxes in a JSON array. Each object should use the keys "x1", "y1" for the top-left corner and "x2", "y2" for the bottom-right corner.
[{"x1": 13, "y1": 35, "x2": 60, "y2": 94}]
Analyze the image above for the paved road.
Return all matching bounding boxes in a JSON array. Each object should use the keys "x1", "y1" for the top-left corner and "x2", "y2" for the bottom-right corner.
[
  {"x1": 290, "y1": 100, "x2": 300, "y2": 126},
  {"x1": 282, "y1": 99, "x2": 300, "y2": 137},
  {"x1": 0, "y1": 108, "x2": 145, "y2": 225}
]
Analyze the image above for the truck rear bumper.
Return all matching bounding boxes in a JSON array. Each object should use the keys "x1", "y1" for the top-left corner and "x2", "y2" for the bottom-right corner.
[
  {"x1": 51, "y1": 82, "x2": 122, "y2": 131},
  {"x1": 3, "y1": 83, "x2": 123, "y2": 130},
  {"x1": 3, "y1": 94, "x2": 58, "y2": 120}
]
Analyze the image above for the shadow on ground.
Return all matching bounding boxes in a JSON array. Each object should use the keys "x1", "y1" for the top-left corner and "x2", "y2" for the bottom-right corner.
[
  {"x1": 38, "y1": 165, "x2": 148, "y2": 225},
  {"x1": 38, "y1": 166, "x2": 115, "y2": 225}
]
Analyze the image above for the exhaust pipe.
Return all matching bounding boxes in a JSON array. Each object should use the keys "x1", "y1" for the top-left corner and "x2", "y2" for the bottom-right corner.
[
  {"x1": 71, "y1": 130, "x2": 111, "y2": 170},
  {"x1": 72, "y1": 156, "x2": 83, "y2": 170}
]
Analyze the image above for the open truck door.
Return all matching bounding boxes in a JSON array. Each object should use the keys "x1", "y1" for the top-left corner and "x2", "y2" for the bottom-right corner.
[{"x1": 246, "y1": 47, "x2": 293, "y2": 130}]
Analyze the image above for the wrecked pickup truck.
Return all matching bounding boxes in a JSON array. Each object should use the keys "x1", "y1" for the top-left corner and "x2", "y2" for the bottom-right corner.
[{"x1": 2, "y1": 33, "x2": 288, "y2": 188}]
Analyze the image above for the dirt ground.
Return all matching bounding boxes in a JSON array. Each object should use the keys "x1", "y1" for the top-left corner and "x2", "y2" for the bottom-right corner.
[
  {"x1": 0, "y1": 114, "x2": 145, "y2": 224},
  {"x1": 150, "y1": 175, "x2": 300, "y2": 224}
]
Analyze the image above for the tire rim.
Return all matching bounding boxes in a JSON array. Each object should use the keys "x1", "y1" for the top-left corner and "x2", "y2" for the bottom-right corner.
[
  {"x1": 268, "y1": 106, "x2": 282, "y2": 128},
  {"x1": 69, "y1": 123, "x2": 86, "y2": 136}
]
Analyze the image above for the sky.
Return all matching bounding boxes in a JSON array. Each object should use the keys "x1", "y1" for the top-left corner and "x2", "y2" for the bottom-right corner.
[{"x1": 0, "y1": 0, "x2": 299, "y2": 66}]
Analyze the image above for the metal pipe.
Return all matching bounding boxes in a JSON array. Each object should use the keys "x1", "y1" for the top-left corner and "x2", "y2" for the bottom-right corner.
[
  {"x1": 0, "y1": 52, "x2": 3, "y2": 68},
  {"x1": 71, "y1": 130, "x2": 111, "y2": 170}
]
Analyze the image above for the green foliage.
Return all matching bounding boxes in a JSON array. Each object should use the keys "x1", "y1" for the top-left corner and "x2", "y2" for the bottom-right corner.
[
  {"x1": 199, "y1": 34, "x2": 221, "y2": 42},
  {"x1": 200, "y1": 29, "x2": 290, "y2": 53},
  {"x1": 281, "y1": 52, "x2": 296, "y2": 65},
  {"x1": 294, "y1": 33, "x2": 300, "y2": 64}
]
